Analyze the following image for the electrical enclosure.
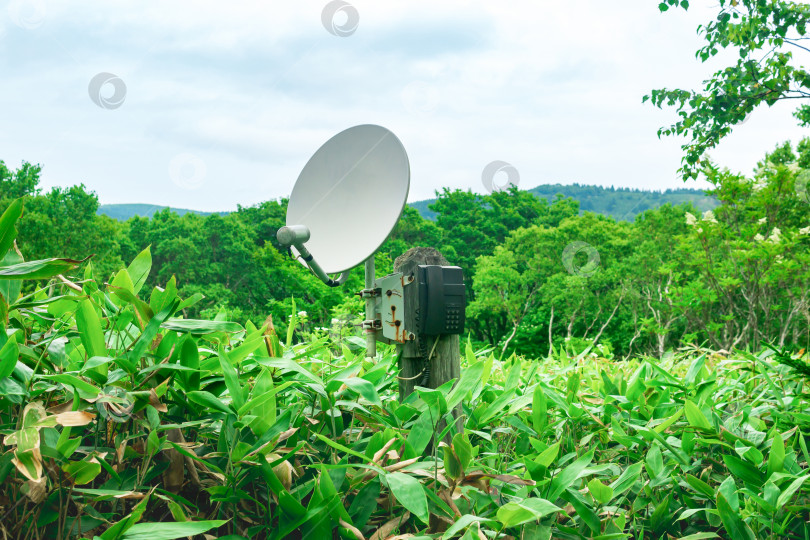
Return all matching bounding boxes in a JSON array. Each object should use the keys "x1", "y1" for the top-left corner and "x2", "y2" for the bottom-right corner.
[{"x1": 416, "y1": 265, "x2": 466, "y2": 336}]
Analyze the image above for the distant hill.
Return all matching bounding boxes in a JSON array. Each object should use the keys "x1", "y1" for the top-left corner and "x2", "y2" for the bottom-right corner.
[
  {"x1": 409, "y1": 199, "x2": 438, "y2": 221},
  {"x1": 528, "y1": 184, "x2": 717, "y2": 221},
  {"x1": 99, "y1": 184, "x2": 717, "y2": 223},
  {"x1": 411, "y1": 184, "x2": 717, "y2": 222},
  {"x1": 98, "y1": 204, "x2": 219, "y2": 220}
]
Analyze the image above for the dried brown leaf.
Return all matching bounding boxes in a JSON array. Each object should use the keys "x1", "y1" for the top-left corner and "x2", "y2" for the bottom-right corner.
[
  {"x1": 54, "y1": 411, "x2": 96, "y2": 426},
  {"x1": 339, "y1": 518, "x2": 365, "y2": 540},
  {"x1": 439, "y1": 489, "x2": 462, "y2": 517},
  {"x1": 148, "y1": 389, "x2": 168, "y2": 413},
  {"x1": 162, "y1": 429, "x2": 185, "y2": 493},
  {"x1": 369, "y1": 511, "x2": 410, "y2": 540},
  {"x1": 462, "y1": 471, "x2": 536, "y2": 486},
  {"x1": 372, "y1": 438, "x2": 396, "y2": 465},
  {"x1": 12, "y1": 448, "x2": 42, "y2": 482},
  {"x1": 46, "y1": 402, "x2": 74, "y2": 415},
  {"x1": 22, "y1": 477, "x2": 46, "y2": 503},
  {"x1": 116, "y1": 439, "x2": 127, "y2": 466},
  {"x1": 112, "y1": 491, "x2": 145, "y2": 499},
  {"x1": 383, "y1": 457, "x2": 418, "y2": 472}
]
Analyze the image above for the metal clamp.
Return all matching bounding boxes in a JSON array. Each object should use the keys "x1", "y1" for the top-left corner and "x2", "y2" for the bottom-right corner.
[
  {"x1": 357, "y1": 288, "x2": 381, "y2": 299},
  {"x1": 361, "y1": 320, "x2": 382, "y2": 330}
]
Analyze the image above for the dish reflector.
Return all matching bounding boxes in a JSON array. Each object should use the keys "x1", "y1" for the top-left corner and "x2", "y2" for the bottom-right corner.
[{"x1": 286, "y1": 124, "x2": 410, "y2": 274}]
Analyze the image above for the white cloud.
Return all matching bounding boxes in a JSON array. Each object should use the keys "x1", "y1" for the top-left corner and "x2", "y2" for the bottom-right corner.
[{"x1": 0, "y1": 0, "x2": 807, "y2": 211}]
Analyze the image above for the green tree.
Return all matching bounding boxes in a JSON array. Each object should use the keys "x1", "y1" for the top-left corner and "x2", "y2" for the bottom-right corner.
[
  {"x1": 667, "y1": 143, "x2": 810, "y2": 350},
  {"x1": 469, "y1": 227, "x2": 560, "y2": 354},
  {"x1": 233, "y1": 198, "x2": 288, "y2": 251},
  {"x1": 0, "y1": 161, "x2": 124, "y2": 279},
  {"x1": 428, "y1": 187, "x2": 566, "y2": 274},
  {"x1": 620, "y1": 203, "x2": 693, "y2": 356},
  {"x1": 646, "y1": 0, "x2": 810, "y2": 179},
  {"x1": 472, "y1": 212, "x2": 632, "y2": 357},
  {"x1": 120, "y1": 203, "x2": 362, "y2": 334},
  {"x1": 379, "y1": 206, "x2": 442, "y2": 263}
]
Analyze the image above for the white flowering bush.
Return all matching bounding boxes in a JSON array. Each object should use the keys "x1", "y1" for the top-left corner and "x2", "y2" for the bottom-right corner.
[{"x1": 666, "y1": 149, "x2": 810, "y2": 349}]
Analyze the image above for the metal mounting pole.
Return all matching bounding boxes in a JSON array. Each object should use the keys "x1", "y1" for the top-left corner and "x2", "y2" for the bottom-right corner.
[{"x1": 364, "y1": 256, "x2": 376, "y2": 358}]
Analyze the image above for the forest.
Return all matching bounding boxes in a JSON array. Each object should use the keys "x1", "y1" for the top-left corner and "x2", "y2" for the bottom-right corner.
[
  {"x1": 2, "y1": 138, "x2": 808, "y2": 360},
  {"x1": 410, "y1": 184, "x2": 717, "y2": 222},
  {"x1": 98, "y1": 184, "x2": 713, "y2": 224}
]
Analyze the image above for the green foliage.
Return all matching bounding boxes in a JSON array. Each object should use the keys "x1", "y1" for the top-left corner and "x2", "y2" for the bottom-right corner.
[
  {"x1": 98, "y1": 203, "x2": 216, "y2": 220},
  {"x1": 426, "y1": 186, "x2": 572, "y2": 275},
  {"x1": 410, "y1": 184, "x2": 716, "y2": 222},
  {"x1": 0, "y1": 161, "x2": 124, "y2": 280},
  {"x1": 647, "y1": 0, "x2": 810, "y2": 179},
  {"x1": 0, "y1": 200, "x2": 807, "y2": 538},
  {"x1": 2, "y1": 134, "x2": 810, "y2": 363},
  {"x1": 475, "y1": 140, "x2": 810, "y2": 358},
  {"x1": 529, "y1": 184, "x2": 718, "y2": 222}
]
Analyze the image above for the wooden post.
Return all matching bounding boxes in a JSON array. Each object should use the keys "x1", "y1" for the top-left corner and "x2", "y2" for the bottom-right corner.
[{"x1": 394, "y1": 247, "x2": 463, "y2": 443}]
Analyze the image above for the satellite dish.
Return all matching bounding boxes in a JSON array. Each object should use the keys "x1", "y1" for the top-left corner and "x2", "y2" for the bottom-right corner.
[{"x1": 284, "y1": 124, "x2": 410, "y2": 275}]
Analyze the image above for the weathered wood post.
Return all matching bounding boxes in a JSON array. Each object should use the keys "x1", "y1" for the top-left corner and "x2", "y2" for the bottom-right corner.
[{"x1": 393, "y1": 247, "x2": 463, "y2": 442}]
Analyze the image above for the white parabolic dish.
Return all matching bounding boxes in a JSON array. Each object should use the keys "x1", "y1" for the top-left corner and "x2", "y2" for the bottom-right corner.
[{"x1": 286, "y1": 124, "x2": 410, "y2": 274}]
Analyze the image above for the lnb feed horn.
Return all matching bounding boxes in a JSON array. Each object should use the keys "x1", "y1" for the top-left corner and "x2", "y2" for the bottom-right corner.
[
  {"x1": 276, "y1": 224, "x2": 310, "y2": 245},
  {"x1": 277, "y1": 225, "x2": 348, "y2": 287}
]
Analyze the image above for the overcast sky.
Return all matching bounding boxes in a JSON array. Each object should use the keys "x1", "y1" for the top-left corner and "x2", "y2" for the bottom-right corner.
[{"x1": 1, "y1": 0, "x2": 808, "y2": 212}]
